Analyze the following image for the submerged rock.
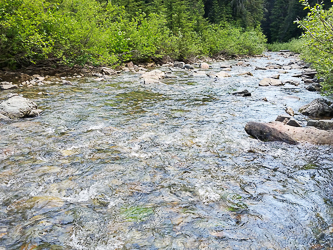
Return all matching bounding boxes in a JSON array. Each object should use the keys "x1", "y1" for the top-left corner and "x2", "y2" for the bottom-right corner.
[
  {"x1": 232, "y1": 89, "x2": 251, "y2": 97},
  {"x1": 0, "y1": 95, "x2": 42, "y2": 119},
  {"x1": 245, "y1": 121, "x2": 333, "y2": 145},
  {"x1": 299, "y1": 98, "x2": 333, "y2": 118}
]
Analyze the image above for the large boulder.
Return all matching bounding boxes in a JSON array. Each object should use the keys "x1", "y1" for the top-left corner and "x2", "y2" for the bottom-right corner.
[
  {"x1": 200, "y1": 63, "x2": 210, "y2": 69},
  {"x1": 299, "y1": 98, "x2": 333, "y2": 118},
  {"x1": 0, "y1": 95, "x2": 42, "y2": 119},
  {"x1": 141, "y1": 70, "x2": 165, "y2": 84},
  {"x1": 245, "y1": 121, "x2": 333, "y2": 145}
]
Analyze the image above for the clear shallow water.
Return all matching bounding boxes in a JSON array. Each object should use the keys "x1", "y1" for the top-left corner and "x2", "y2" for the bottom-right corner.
[{"x1": 0, "y1": 52, "x2": 332, "y2": 249}]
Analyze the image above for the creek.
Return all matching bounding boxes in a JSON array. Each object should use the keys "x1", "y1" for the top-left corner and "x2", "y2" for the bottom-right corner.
[{"x1": 0, "y1": 52, "x2": 332, "y2": 249}]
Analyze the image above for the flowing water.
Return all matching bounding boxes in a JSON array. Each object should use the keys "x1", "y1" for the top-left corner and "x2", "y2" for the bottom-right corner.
[{"x1": 0, "y1": 52, "x2": 332, "y2": 249}]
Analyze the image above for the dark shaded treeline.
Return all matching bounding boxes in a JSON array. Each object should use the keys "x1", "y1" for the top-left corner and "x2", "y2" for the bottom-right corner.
[{"x1": 109, "y1": 0, "x2": 333, "y2": 43}]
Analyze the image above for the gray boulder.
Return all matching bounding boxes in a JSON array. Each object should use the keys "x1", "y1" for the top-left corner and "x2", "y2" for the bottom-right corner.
[
  {"x1": 0, "y1": 95, "x2": 42, "y2": 119},
  {"x1": 184, "y1": 64, "x2": 194, "y2": 70},
  {"x1": 307, "y1": 120, "x2": 333, "y2": 130},
  {"x1": 174, "y1": 62, "x2": 185, "y2": 68},
  {"x1": 299, "y1": 98, "x2": 333, "y2": 118}
]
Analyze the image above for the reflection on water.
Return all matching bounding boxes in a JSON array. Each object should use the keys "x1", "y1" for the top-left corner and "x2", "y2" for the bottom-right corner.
[{"x1": 0, "y1": 52, "x2": 333, "y2": 249}]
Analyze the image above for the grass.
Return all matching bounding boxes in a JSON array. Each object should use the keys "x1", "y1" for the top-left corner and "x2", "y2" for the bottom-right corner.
[{"x1": 266, "y1": 38, "x2": 305, "y2": 53}]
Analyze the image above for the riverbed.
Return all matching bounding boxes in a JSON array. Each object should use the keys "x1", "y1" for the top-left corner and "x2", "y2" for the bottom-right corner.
[{"x1": 0, "y1": 52, "x2": 332, "y2": 249}]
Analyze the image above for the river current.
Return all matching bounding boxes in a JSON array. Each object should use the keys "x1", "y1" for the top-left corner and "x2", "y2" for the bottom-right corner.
[{"x1": 0, "y1": 52, "x2": 332, "y2": 249}]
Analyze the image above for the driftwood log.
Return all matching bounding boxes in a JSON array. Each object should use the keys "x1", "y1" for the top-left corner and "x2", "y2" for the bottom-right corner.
[{"x1": 245, "y1": 121, "x2": 333, "y2": 145}]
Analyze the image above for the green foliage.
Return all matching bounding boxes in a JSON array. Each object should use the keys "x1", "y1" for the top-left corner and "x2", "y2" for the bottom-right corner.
[
  {"x1": 202, "y1": 24, "x2": 266, "y2": 56},
  {"x1": 0, "y1": 0, "x2": 267, "y2": 69},
  {"x1": 266, "y1": 38, "x2": 306, "y2": 53},
  {"x1": 296, "y1": 0, "x2": 333, "y2": 94}
]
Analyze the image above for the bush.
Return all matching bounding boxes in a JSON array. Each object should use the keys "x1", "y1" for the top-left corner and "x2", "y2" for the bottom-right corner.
[
  {"x1": 0, "y1": 0, "x2": 267, "y2": 69},
  {"x1": 266, "y1": 38, "x2": 306, "y2": 53},
  {"x1": 296, "y1": 0, "x2": 333, "y2": 94}
]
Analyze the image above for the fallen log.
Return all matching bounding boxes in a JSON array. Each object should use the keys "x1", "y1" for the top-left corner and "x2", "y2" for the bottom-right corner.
[{"x1": 245, "y1": 121, "x2": 333, "y2": 145}]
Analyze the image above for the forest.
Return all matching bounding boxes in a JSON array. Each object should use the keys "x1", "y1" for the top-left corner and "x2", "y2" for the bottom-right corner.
[{"x1": 0, "y1": 0, "x2": 332, "y2": 91}]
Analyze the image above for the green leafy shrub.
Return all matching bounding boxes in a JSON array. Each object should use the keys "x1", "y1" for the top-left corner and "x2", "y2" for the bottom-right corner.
[
  {"x1": 296, "y1": 0, "x2": 333, "y2": 94},
  {"x1": 266, "y1": 38, "x2": 306, "y2": 53},
  {"x1": 0, "y1": 0, "x2": 267, "y2": 69}
]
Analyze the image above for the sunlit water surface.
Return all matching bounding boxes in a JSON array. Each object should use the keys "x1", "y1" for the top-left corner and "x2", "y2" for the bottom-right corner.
[{"x1": 0, "y1": 52, "x2": 332, "y2": 249}]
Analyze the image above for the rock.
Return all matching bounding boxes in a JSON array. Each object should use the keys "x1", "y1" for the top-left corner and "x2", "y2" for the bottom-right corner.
[
  {"x1": 245, "y1": 121, "x2": 333, "y2": 145},
  {"x1": 284, "y1": 80, "x2": 299, "y2": 86},
  {"x1": 286, "y1": 119, "x2": 301, "y2": 127},
  {"x1": 0, "y1": 96, "x2": 42, "y2": 119},
  {"x1": 259, "y1": 78, "x2": 284, "y2": 86},
  {"x1": 280, "y1": 50, "x2": 290, "y2": 52},
  {"x1": 127, "y1": 61, "x2": 134, "y2": 69},
  {"x1": 220, "y1": 64, "x2": 232, "y2": 69},
  {"x1": 275, "y1": 115, "x2": 300, "y2": 127},
  {"x1": 285, "y1": 107, "x2": 295, "y2": 116},
  {"x1": 307, "y1": 120, "x2": 333, "y2": 130},
  {"x1": 174, "y1": 62, "x2": 185, "y2": 68},
  {"x1": 303, "y1": 79, "x2": 314, "y2": 84},
  {"x1": 232, "y1": 89, "x2": 251, "y2": 97},
  {"x1": 291, "y1": 65, "x2": 302, "y2": 69},
  {"x1": 282, "y1": 66, "x2": 292, "y2": 70},
  {"x1": 255, "y1": 66, "x2": 267, "y2": 70},
  {"x1": 238, "y1": 72, "x2": 253, "y2": 76},
  {"x1": 62, "y1": 80, "x2": 72, "y2": 85},
  {"x1": 92, "y1": 72, "x2": 103, "y2": 77},
  {"x1": 302, "y1": 69, "x2": 317, "y2": 78},
  {"x1": 275, "y1": 114, "x2": 292, "y2": 122},
  {"x1": 143, "y1": 78, "x2": 161, "y2": 84},
  {"x1": 292, "y1": 73, "x2": 303, "y2": 78},
  {"x1": 0, "y1": 84, "x2": 18, "y2": 90},
  {"x1": 0, "y1": 113, "x2": 10, "y2": 120},
  {"x1": 306, "y1": 85, "x2": 317, "y2": 92},
  {"x1": 101, "y1": 67, "x2": 116, "y2": 75},
  {"x1": 266, "y1": 64, "x2": 281, "y2": 69},
  {"x1": 141, "y1": 69, "x2": 165, "y2": 81},
  {"x1": 271, "y1": 75, "x2": 280, "y2": 79},
  {"x1": 184, "y1": 64, "x2": 194, "y2": 70},
  {"x1": 263, "y1": 97, "x2": 268, "y2": 102},
  {"x1": 200, "y1": 63, "x2": 210, "y2": 69},
  {"x1": 214, "y1": 71, "x2": 231, "y2": 78},
  {"x1": 236, "y1": 61, "x2": 250, "y2": 67},
  {"x1": 95, "y1": 78, "x2": 105, "y2": 82},
  {"x1": 299, "y1": 98, "x2": 333, "y2": 118}
]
